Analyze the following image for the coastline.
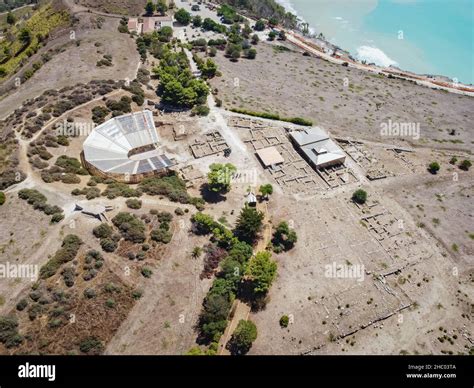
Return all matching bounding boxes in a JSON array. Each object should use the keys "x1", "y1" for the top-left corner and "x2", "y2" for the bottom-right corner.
[{"x1": 274, "y1": 0, "x2": 474, "y2": 95}]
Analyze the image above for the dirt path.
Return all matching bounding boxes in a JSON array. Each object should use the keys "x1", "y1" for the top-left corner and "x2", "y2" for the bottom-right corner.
[
  {"x1": 0, "y1": 4, "x2": 34, "y2": 16},
  {"x1": 255, "y1": 201, "x2": 272, "y2": 251},
  {"x1": 4, "y1": 88, "x2": 123, "y2": 197},
  {"x1": 31, "y1": 89, "x2": 122, "y2": 142},
  {"x1": 0, "y1": 220, "x2": 66, "y2": 315},
  {"x1": 0, "y1": 3, "x2": 140, "y2": 120},
  {"x1": 63, "y1": 0, "x2": 128, "y2": 19},
  {"x1": 218, "y1": 300, "x2": 251, "y2": 355}
]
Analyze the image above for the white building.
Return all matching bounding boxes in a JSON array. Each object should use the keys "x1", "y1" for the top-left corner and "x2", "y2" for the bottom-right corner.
[
  {"x1": 128, "y1": 16, "x2": 174, "y2": 34},
  {"x1": 289, "y1": 127, "x2": 346, "y2": 169}
]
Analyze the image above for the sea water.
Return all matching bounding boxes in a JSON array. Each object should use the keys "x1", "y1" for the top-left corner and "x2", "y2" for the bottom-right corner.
[{"x1": 277, "y1": 0, "x2": 473, "y2": 84}]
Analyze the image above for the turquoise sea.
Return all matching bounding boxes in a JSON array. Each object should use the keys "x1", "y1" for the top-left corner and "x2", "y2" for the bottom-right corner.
[{"x1": 277, "y1": 0, "x2": 473, "y2": 84}]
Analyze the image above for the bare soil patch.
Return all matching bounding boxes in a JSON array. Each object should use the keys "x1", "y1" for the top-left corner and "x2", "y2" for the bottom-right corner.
[{"x1": 210, "y1": 42, "x2": 474, "y2": 152}]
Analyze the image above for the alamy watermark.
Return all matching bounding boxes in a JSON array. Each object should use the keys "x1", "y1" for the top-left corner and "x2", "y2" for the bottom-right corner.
[
  {"x1": 380, "y1": 119, "x2": 420, "y2": 140},
  {"x1": 325, "y1": 262, "x2": 365, "y2": 282},
  {"x1": 0, "y1": 262, "x2": 38, "y2": 282},
  {"x1": 217, "y1": 168, "x2": 258, "y2": 187},
  {"x1": 54, "y1": 119, "x2": 96, "y2": 138},
  {"x1": 18, "y1": 363, "x2": 55, "y2": 382}
]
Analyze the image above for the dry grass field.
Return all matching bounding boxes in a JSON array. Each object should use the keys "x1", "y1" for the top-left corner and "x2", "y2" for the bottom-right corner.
[
  {"x1": 0, "y1": 12, "x2": 140, "y2": 120},
  {"x1": 210, "y1": 42, "x2": 474, "y2": 152},
  {"x1": 0, "y1": 2, "x2": 472, "y2": 357}
]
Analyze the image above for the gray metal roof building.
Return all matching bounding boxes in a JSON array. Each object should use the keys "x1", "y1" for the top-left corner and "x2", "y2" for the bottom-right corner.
[
  {"x1": 289, "y1": 127, "x2": 346, "y2": 169},
  {"x1": 82, "y1": 111, "x2": 173, "y2": 181}
]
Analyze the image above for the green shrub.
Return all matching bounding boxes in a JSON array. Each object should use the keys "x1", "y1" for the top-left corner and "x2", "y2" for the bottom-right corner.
[
  {"x1": 48, "y1": 318, "x2": 63, "y2": 328},
  {"x1": 55, "y1": 155, "x2": 87, "y2": 174},
  {"x1": 126, "y1": 198, "x2": 142, "y2": 209},
  {"x1": 39, "y1": 235, "x2": 83, "y2": 279},
  {"x1": 202, "y1": 18, "x2": 227, "y2": 33},
  {"x1": 192, "y1": 105, "x2": 210, "y2": 116},
  {"x1": 102, "y1": 182, "x2": 141, "y2": 199},
  {"x1": 132, "y1": 289, "x2": 143, "y2": 299},
  {"x1": 428, "y1": 162, "x2": 440, "y2": 174},
  {"x1": 61, "y1": 267, "x2": 75, "y2": 287},
  {"x1": 0, "y1": 192, "x2": 5, "y2": 205},
  {"x1": 272, "y1": 221, "x2": 297, "y2": 252},
  {"x1": 139, "y1": 174, "x2": 188, "y2": 202},
  {"x1": 85, "y1": 249, "x2": 103, "y2": 266},
  {"x1": 18, "y1": 189, "x2": 64, "y2": 222},
  {"x1": 0, "y1": 316, "x2": 23, "y2": 348},
  {"x1": 151, "y1": 229, "x2": 172, "y2": 244},
  {"x1": 51, "y1": 213, "x2": 65, "y2": 223},
  {"x1": 83, "y1": 288, "x2": 97, "y2": 299},
  {"x1": 100, "y1": 238, "x2": 117, "y2": 252},
  {"x1": 246, "y1": 48, "x2": 257, "y2": 59},
  {"x1": 175, "y1": 8, "x2": 191, "y2": 25},
  {"x1": 93, "y1": 223, "x2": 113, "y2": 239},
  {"x1": 72, "y1": 187, "x2": 101, "y2": 200},
  {"x1": 104, "y1": 282, "x2": 121, "y2": 293},
  {"x1": 254, "y1": 19, "x2": 266, "y2": 31},
  {"x1": 79, "y1": 337, "x2": 103, "y2": 354},
  {"x1": 123, "y1": 80, "x2": 145, "y2": 106},
  {"x1": 279, "y1": 315, "x2": 289, "y2": 328},
  {"x1": 141, "y1": 267, "x2": 153, "y2": 278},
  {"x1": 60, "y1": 173, "x2": 81, "y2": 184},
  {"x1": 43, "y1": 205, "x2": 62, "y2": 216},
  {"x1": 229, "y1": 108, "x2": 312, "y2": 126},
  {"x1": 191, "y1": 212, "x2": 217, "y2": 235},
  {"x1": 91, "y1": 106, "x2": 109, "y2": 124},
  {"x1": 105, "y1": 298, "x2": 116, "y2": 308},
  {"x1": 16, "y1": 299, "x2": 28, "y2": 311},
  {"x1": 29, "y1": 290, "x2": 42, "y2": 302},
  {"x1": 352, "y1": 189, "x2": 367, "y2": 205},
  {"x1": 259, "y1": 184, "x2": 273, "y2": 199},
  {"x1": 156, "y1": 211, "x2": 173, "y2": 223},
  {"x1": 459, "y1": 160, "x2": 471, "y2": 171},
  {"x1": 106, "y1": 96, "x2": 131, "y2": 113},
  {"x1": 18, "y1": 189, "x2": 47, "y2": 207},
  {"x1": 27, "y1": 304, "x2": 42, "y2": 321},
  {"x1": 112, "y1": 212, "x2": 146, "y2": 243}
]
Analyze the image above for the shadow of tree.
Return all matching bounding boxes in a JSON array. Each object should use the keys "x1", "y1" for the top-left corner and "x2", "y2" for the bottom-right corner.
[{"x1": 200, "y1": 183, "x2": 227, "y2": 204}]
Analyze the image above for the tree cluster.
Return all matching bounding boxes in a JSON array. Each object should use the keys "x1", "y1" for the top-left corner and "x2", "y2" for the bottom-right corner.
[
  {"x1": 207, "y1": 163, "x2": 236, "y2": 193},
  {"x1": 271, "y1": 221, "x2": 297, "y2": 253},
  {"x1": 154, "y1": 50, "x2": 209, "y2": 108},
  {"x1": 112, "y1": 212, "x2": 146, "y2": 244}
]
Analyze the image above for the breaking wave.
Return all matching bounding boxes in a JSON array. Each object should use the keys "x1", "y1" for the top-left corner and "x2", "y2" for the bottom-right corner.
[{"x1": 355, "y1": 46, "x2": 398, "y2": 67}]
